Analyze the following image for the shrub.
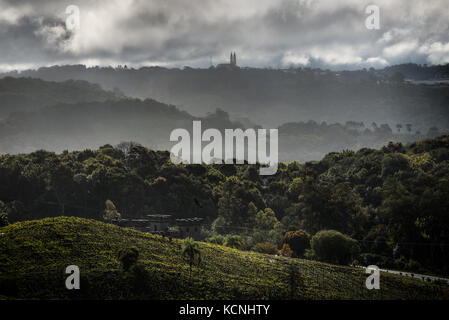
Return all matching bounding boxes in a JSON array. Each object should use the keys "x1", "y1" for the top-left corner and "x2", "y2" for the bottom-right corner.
[
  {"x1": 406, "y1": 259, "x2": 422, "y2": 273},
  {"x1": 0, "y1": 213, "x2": 8, "y2": 227},
  {"x1": 224, "y1": 235, "x2": 244, "y2": 249},
  {"x1": 310, "y1": 230, "x2": 359, "y2": 265},
  {"x1": 279, "y1": 243, "x2": 293, "y2": 257},
  {"x1": 0, "y1": 201, "x2": 9, "y2": 227},
  {"x1": 358, "y1": 253, "x2": 392, "y2": 268},
  {"x1": 129, "y1": 263, "x2": 152, "y2": 295},
  {"x1": 283, "y1": 230, "x2": 311, "y2": 257},
  {"x1": 394, "y1": 255, "x2": 408, "y2": 270},
  {"x1": 304, "y1": 248, "x2": 316, "y2": 260},
  {"x1": 206, "y1": 234, "x2": 226, "y2": 245},
  {"x1": 103, "y1": 199, "x2": 121, "y2": 222},
  {"x1": 252, "y1": 242, "x2": 278, "y2": 255},
  {"x1": 211, "y1": 216, "x2": 228, "y2": 234},
  {"x1": 119, "y1": 247, "x2": 139, "y2": 271},
  {"x1": 394, "y1": 257, "x2": 423, "y2": 273}
]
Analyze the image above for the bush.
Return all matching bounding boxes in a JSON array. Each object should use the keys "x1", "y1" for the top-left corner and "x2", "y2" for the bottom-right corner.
[
  {"x1": 393, "y1": 256, "x2": 423, "y2": 273},
  {"x1": 119, "y1": 247, "x2": 139, "y2": 271},
  {"x1": 206, "y1": 234, "x2": 226, "y2": 245},
  {"x1": 252, "y1": 242, "x2": 278, "y2": 255},
  {"x1": 224, "y1": 235, "x2": 244, "y2": 249},
  {"x1": 283, "y1": 230, "x2": 310, "y2": 257},
  {"x1": 129, "y1": 263, "x2": 152, "y2": 295},
  {"x1": 0, "y1": 201, "x2": 9, "y2": 227},
  {"x1": 406, "y1": 259, "x2": 422, "y2": 273},
  {"x1": 358, "y1": 253, "x2": 392, "y2": 268},
  {"x1": 103, "y1": 199, "x2": 121, "y2": 222},
  {"x1": 279, "y1": 243, "x2": 293, "y2": 257},
  {"x1": 394, "y1": 255, "x2": 408, "y2": 270},
  {"x1": 310, "y1": 230, "x2": 359, "y2": 265},
  {"x1": 304, "y1": 248, "x2": 316, "y2": 260},
  {"x1": 0, "y1": 213, "x2": 9, "y2": 227},
  {"x1": 211, "y1": 216, "x2": 228, "y2": 234}
]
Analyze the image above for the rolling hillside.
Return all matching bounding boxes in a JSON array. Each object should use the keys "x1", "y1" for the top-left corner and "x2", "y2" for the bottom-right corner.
[
  {"x1": 0, "y1": 217, "x2": 448, "y2": 300},
  {"x1": 4, "y1": 65, "x2": 449, "y2": 130},
  {"x1": 0, "y1": 77, "x2": 123, "y2": 118}
]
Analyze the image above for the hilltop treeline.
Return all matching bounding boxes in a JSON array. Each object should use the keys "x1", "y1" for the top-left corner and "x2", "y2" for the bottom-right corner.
[
  {"x1": 0, "y1": 76, "x2": 123, "y2": 118},
  {"x1": 3, "y1": 64, "x2": 449, "y2": 129},
  {"x1": 381, "y1": 63, "x2": 449, "y2": 80},
  {"x1": 0, "y1": 77, "x2": 444, "y2": 162},
  {"x1": 1, "y1": 136, "x2": 449, "y2": 275}
]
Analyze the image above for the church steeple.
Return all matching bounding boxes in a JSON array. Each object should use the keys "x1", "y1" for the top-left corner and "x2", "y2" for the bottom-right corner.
[
  {"x1": 217, "y1": 52, "x2": 238, "y2": 69},
  {"x1": 230, "y1": 52, "x2": 237, "y2": 66}
]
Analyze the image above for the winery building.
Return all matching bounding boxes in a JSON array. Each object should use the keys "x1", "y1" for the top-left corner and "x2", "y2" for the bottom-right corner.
[{"x1": 113, "y1": 214, "x2": 204, "y2": 240}]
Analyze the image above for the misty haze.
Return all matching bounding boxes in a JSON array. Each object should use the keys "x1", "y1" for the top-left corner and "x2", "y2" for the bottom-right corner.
[{"x1": 1, "y1": 0, "x2": 449, "y2": 304}]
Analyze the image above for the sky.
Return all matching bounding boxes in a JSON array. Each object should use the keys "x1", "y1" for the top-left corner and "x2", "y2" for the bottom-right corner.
[{"x1": 1, "y1": 0, "x2": 449, "y2": 71}]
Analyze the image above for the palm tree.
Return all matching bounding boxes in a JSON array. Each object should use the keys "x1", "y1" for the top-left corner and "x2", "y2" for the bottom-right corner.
[{"x1": 181, "y1": 237, "x2": 201, "y2": 279}]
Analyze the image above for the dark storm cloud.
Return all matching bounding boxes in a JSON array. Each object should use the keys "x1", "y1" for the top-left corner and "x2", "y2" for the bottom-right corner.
[
  {"x1": 0, "y1": 16, "x2": 73, "y2": 61},
  {"x1": 0, "y1": 0, "x2": 449, "y2": 71}
]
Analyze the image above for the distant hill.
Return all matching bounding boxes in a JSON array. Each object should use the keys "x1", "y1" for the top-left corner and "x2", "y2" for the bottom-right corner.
[
  {"x1": 380, "y1": 63, "x2": 449, "y2": 81},
  {"x1": 0, "y1": 98, "x2": 247, "y2": 155},
  {"x1": 0, "y1": 95, "x2": 440, "y2": 161},
  {"x1": 0, "y1": 77, "x2": 123, "y2": 118},
  {"x1": 0, "y1": 94, "x2": 444, "y2": 162},
  {"x1": 0, "y1": 98, "x2": 194, "y2": 154},
  {"x1": 0, "y1": 74, "x2": 444, "y2": 162},
  {"x1": 1, "y1": 216, "x2": 447, "y2": 299},
  {"x1": 2, "y1": 64, "x2": 449, "y2": 130}
]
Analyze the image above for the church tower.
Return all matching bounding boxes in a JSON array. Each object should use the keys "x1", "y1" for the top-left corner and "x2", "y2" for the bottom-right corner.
[
  {"x1": 218, "y1": 52, "x2": 238, "y2": 69},
  {"x1": 230, "y1": 52, "x2": 237, "y2": 66}
]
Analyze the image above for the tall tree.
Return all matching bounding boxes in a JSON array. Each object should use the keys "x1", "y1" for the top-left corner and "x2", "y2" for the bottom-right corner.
[{"x1": 181, "y1": 237, "x2": 201, "y2": 279}]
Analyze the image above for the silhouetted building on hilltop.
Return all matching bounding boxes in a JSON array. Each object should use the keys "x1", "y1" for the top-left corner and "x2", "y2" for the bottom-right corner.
[{"x1": 217, "y1": 52, "x2": 239, "y2": 69}]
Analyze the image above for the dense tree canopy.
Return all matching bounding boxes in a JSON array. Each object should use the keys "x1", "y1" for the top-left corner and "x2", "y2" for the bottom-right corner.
[{"x1": 1, "y1": 136, "x2": 449, "y2": 274}]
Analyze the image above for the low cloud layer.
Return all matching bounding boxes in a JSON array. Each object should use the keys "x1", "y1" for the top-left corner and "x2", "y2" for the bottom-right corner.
[{"x1": 1, "y1": 0, "x2": 449, "y2": 71}]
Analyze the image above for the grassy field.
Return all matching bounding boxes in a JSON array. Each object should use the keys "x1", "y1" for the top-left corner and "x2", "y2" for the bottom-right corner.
[{"x1": 0, "y1": 217, "x2": 448, "y2": 300}]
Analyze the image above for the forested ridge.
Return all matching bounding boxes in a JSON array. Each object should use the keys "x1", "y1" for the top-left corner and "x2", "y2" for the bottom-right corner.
[
  {"x1": 1, "y1": 77, "x2": 445, "y2": 162},
  {"x1": 4, "y1": 64, "x2": 449, "y2": 129},
  {"x1": 0, "y1": 76, "x2": 123, "y2": 117},
  {"x1": 1, "y1": 136, "x2": 449, "y2": 276}
]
